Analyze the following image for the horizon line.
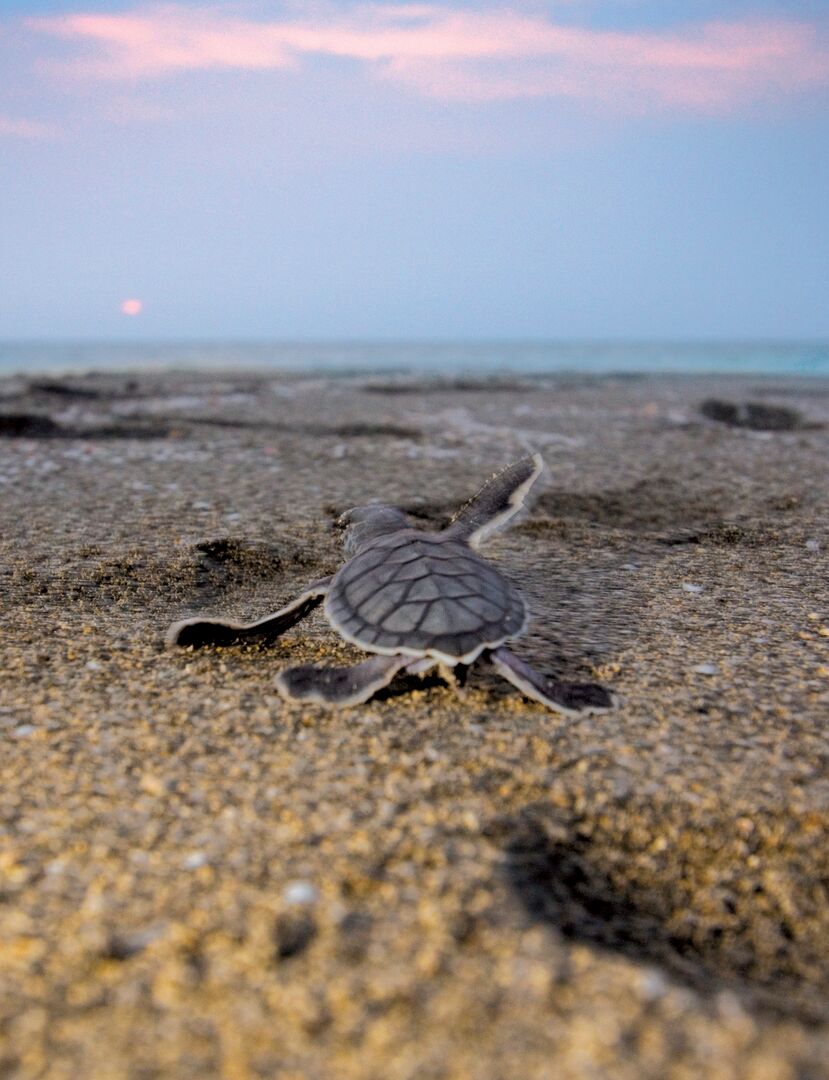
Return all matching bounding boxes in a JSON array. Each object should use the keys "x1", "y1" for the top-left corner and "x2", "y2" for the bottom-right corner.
[{"x1": 2, "y1": 337, "x2": 829, "y2": 347}]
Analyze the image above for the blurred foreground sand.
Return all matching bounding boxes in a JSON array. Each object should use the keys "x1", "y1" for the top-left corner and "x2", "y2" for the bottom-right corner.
[{"x1": 1, "y1": 370, "x2": 828, "y2": 1079}]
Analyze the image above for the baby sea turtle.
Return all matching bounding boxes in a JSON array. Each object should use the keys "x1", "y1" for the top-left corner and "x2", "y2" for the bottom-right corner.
[{"x1": 167, "y1": 455, "x2": 614, "y2": 714}]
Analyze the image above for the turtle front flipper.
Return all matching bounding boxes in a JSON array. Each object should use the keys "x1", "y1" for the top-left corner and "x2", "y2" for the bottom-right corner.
[
  {"x1": 166, "y1": 577, "x2": 331, "y2": 648},
  {"x1": 490, "y1": 646, "x2": 615, "y2": 717},
  {"x1": 444, "y1": 454, "x2": 543, "y2": 548},
  {"x1": 276, "y1": 654, "x2": 406, "y2": 707}
]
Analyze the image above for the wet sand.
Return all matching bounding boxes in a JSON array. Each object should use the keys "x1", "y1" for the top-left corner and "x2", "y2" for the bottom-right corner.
[{"x1": 1, "y1": 369, "x2": 828, "y2": 1079}]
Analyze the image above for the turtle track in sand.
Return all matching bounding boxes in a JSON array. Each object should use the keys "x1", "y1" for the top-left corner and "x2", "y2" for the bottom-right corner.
[{"x1": 503, "y1": 806, "x2": 829, "y2": 1026}]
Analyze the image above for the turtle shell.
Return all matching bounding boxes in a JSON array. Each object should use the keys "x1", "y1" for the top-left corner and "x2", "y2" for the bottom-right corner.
[{"x1": 324, "y1": 529, "x2": 527, "y2": 664}]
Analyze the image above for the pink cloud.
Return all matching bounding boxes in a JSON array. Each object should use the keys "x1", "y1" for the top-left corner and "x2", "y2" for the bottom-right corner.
[
  {"x1": 27, "y1": 3, "x2": 829, "y2": 113},
  {"x1": 0, "y1": 114, "x2": 54, "y2": 138},
  {"x1": 31, "y1": 8, "x2": 295, "y2": 77}
]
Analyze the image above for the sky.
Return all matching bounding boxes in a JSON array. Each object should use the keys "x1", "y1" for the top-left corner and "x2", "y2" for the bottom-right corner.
[{"x1": 0, "y1": 0, "x2": 827, "y2": 341}]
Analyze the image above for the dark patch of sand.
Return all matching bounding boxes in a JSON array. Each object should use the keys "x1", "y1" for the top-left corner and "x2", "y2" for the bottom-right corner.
[
  {"x1": 179, "y1": 416, "x2": 423, "y2": 439},
  {"x1": 0, "y1": 412, "x2": 174, "y2": 440},
  {"x1": 362, "y1": 376, "x2": 537, "y2": 394},
  {"x1": 1, "y1": 370, "x2": 827, "y2": 1079},
  {"x1": 699, "y1": 398, "x2": 816, "y2": 432}
]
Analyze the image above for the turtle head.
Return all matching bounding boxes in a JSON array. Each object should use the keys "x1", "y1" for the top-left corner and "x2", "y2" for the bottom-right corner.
[{"x1": 337, "y1": 505, "x2": 409, "y2": 557}]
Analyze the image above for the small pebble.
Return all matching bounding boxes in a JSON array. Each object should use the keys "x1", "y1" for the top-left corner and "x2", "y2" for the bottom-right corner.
[
  {"x1": 192, "y1": 500, "x2": 212, "y2": 511},
  {"x1": 181, "y1": 852, "x2": 208, "y2": 870},
  {"x1": 717, "y1": 991, "x2": 749, "y2": 1024},
  {"x1": 736, "y1": 817, "x2": 755, "y2": 837},
  {"x1": 283, "y1": 881, "x2": 318, "y2": 906},
  {"x1": 805, "y1": 539, "x2": 820, "y2": 552},
  {"x1": 682, "y1": 583, "x2": 704, "y2": 594},
  {"x1": 693, "y1": 663, "x2": 718, "y2": 675},
  {"x1": 12, "y1": 724, "x2": 36, "y2": 737},
  {"x1": 140, "y1": 774, "x2": 167, "y2": 797},
  {"x1": 639, "y1": 969, "x2": 668, "y2": 1002},
  {"x1": 621, "y1": 563, "x2": 638, "y2": 572}
]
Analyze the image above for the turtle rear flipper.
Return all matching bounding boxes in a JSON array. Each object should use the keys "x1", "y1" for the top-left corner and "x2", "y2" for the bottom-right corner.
[
  {"x1": 166, "y1": 577, "x2": 331, "y2": 648},
  {"x1": 276, "y1": 654, "x2": 406, "y2": 707},
  {"x1": 490, "y1": 646, "x2": 615, "y2": 717}
]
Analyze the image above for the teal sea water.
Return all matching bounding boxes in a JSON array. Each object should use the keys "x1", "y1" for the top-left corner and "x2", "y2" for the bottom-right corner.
[{"x1": 0, "y1": 341, "x2": 827, "y2": 377}]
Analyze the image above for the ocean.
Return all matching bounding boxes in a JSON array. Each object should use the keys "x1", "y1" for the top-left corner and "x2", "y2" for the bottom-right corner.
[{"x1": 0, "y1": 340, "x2": 827, "y2": 378}]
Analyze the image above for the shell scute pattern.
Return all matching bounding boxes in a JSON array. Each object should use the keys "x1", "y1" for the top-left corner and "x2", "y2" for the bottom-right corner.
[
  {"x1": 325, "y1": 530, "x2": 526, "y2": 661},
  {"x1": 406, "y1": 576, "x2": 444, "y2": 602},
  {"x1": 434, "y1": 576, "x2": 478, "y2": 600},
  {"x1": 382, "y1": 606, "x2": 423, "y2": 634},
  {"x1": 470, "y1": 596, "x2": 506, "y2": 622},
  {"x1": 356, "y1": 580, "x2": 412, "y2": 622}
]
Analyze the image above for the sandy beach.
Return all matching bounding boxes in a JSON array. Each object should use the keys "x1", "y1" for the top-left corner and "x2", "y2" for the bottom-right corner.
[{"x1": 1, "y1": 369, "x2": 828, "y2": 1079}]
